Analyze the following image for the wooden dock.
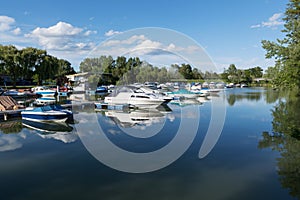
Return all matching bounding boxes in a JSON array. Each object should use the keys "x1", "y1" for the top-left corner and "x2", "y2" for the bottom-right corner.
[
  {"x1": 0, "y1": 96, "x2": 25, "y2": 121},
  {"x1": 0, "y1": 109, "x2": 24, "y2": 121}
]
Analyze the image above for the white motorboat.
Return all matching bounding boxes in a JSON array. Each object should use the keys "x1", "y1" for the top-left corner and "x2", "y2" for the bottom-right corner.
[
  {"x1": 104, "y1": 86, "x2": 166, "y2": 108},
  {"x1": 166, "y1": 89, "x2": 199, "y2": 99},
  {"x1": 21, "y1": 104, "x2": 72, "y2": 122},
  {"x1": 135, "y1": 86, "x2": 173, "y2": 103},
  {"x1": 34, "y1": 97, "x2": 56, "y2": 106},
  {"x1": 32, "y1": 86, "x2": 57, "y2": 96}
]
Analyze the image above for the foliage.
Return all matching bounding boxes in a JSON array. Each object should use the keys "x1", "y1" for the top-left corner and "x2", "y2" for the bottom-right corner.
[
  {"x1": 258, "y1": 88, "x2": 300, "y2": 198},
  {"x1": 221, "y1": 64, "x2": 263, "y2": 84},
  {"x1": 79, "y1": 55, "x2": 209, "y2": 86},
  {"x1": 262, "y1": 0, "x2": 300, "y2": 90},
  {"x1": 0, "y1": 45, "x2": 75, "y2": 86}
]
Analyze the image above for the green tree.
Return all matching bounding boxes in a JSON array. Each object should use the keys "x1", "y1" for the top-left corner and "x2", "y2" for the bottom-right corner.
[
  {"x1": 262, "y1": 0, "x2": 300, "y2": 90},
  {"x1": 178, "y1": 64, "x2": 193, "y2": 79},
  {"x1": 0, "y1": 45, "x2": 22, "y2": 86},
  {"x1": 225, "y1": 64, "x2": 239, "y2": 83},
  {"x1": 34, "y1": 54, "x2": 57, "y2": 85}
]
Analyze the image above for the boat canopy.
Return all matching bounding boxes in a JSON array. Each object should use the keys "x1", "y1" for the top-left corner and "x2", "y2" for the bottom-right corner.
[{"x1": 108, "y1": 86, "x2": 139, "y2": 97}]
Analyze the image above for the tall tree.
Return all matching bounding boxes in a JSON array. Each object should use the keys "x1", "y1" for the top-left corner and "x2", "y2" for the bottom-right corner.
[
  {"x1": 0, "y1": 45, "x2": 22, "y2": 87},
  {"x1": 262, "y1": 0, "x2": 300, "y2": 90}
]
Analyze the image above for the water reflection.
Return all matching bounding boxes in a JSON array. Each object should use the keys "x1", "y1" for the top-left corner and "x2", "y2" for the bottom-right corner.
[
  {"x1": 1, "y1": 88, "x2": 299, "y2": 199},
  {"x1": 226, "y1": 88, "x2": 263, "y2": 106},
  {"x1": 0, "y1": 120, "x2": 23, "y2": 134},
  {"x1": 22, "y1": 120, "x2": 73, "y2": 133},
  {"x1": 103, "y1": 109, "x2": 167, "y2": 128},
  {"x1": 258, "y1": 89, "x2": 300, "y2": 199},
  {"x1": 22, "y1": 120, "x2": 77, "y2": 143},
  {"x1": 96, "y1": 105, "x2": 174, "y2": 142}
]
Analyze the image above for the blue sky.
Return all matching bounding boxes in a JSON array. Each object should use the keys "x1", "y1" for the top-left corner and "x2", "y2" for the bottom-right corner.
[{"x1": 0, "y1": 0, "x2": 288, "y2": 72}]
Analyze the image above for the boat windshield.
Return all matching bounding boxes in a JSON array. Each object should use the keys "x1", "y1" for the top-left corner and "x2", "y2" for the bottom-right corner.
[
  {"x1": 41, "y1": 105, "x2": 54, "y2": 111},
  {"x1": 40, "y1": 104, "x2": 64, "y2": 111},
  {"x1": 108, "y1": 86, "x2": 136, "y2": 97}
]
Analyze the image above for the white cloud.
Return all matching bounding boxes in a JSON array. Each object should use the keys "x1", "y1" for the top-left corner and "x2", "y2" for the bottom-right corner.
[
  {"x1": 105, "y1": 29, "x2": 122, "y2": 36},
  {"x1": 0, "y1": 134, "x2": 23, "y2": 152},
  {"x1": 0, "y1": 16, "x2": 25, "y2": 44},
  {"x1": 250, "y1": 24, "x2": 261, "y2": 29},
  {"x1": 262, "y1": 13, "x2": 284, "y2": 27},
  {"x1": 26, "y1": 21, "x2": 95, "y2": 51},
  {"x1": 12, "y1": 27, "x2": 21, "y2": 35},
  {"x1": 102, "y1": 34, "x2": 147, "y2": 47},
  {"x1": 94, "y1": 32, "x2": 212, "y2": 71},
  {"x1": 30, "y1": 21, "x2": 83, "y2": 37},
  {"x1": 84, "y1": 30, "x2": 97, "y2": 36},
  {"x1": 133, "y1": 39, "x2": 162, "y2": 50},
  {"x1": 251, "y1": 13, "x2": 284, "y2": 29},
  {"x1": 0, "y1": 15, "x2": 15, "y2": 31}
]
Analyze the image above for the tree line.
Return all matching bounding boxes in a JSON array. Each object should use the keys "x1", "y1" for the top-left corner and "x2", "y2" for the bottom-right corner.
[
  {"x1": 221, "y1": 64, "x2": 264, "y2": 84},
  {"x1": 79, "y1": 55, "x2": 225, "y2": 87},
  {"x1": 0, "y1": 44, "x2": 272, "y2": 88},
  {"x1": 0, "y1": 45, "x2": 75, "y2": 87}
]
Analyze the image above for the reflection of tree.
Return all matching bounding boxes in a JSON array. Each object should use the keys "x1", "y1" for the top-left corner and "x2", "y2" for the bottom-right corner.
[
  {"x1": 0, "y1": 120, "x2": 23, "y2": 134},
  {"x1": 258, "y1": 89, "x2": 300, "y2": 199},
  {"x1": 226, "y1": 91, "x2": 262, "y2": 106},
  {"x1": 264, "y1": 89, "x2": 280, "y2": 104},
  {"x1": 227, "y1": 94, "x2": 236, "y2": 106}
]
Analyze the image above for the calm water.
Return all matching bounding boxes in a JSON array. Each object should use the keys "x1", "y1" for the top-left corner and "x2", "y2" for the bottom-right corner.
[{"x1": 0, "y1": 88, "x2": 299, "y2": 200}]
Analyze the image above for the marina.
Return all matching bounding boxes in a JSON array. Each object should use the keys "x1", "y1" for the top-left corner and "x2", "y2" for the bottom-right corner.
[{"x1": 1, "y1": 1, "x2": 299, "y2": 199}]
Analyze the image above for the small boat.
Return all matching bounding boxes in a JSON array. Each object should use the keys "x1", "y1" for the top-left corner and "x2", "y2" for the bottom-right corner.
[
  {"x1": 21, "y1": 104, "x2": 72, "y2": 122},
  {"x1": 104, "y1": 86, "x2": 166, "y2": 108},
  {"x1": 34, "y1": 97, "x2": 56, "y2": 106},
  {"x1": 2, "y1": 90, "x2": 25, "y2": 98},
  {"x1": 32, "y1": 86, "x2": 57, "y2": 96},
  {"x1": 135, "y1": 86, "x2": 173, "y2": 103},
  {"x1": 95, "y1": 86, "x2": 108, "y2": 94}
]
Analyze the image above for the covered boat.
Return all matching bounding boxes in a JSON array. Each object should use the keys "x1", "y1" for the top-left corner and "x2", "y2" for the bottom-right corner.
[{"x1": 21, "y1": 104, "x2": 72, "y2": 122}]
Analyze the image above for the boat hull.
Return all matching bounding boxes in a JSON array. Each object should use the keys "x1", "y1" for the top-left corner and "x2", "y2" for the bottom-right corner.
[
  {"x1": 35, "y1": 91, "x2": 56, "y2": 96},
  {"x1": 21, "y1": 106, "x2": 72, "y2": 122},
  {"x1": 22, "y1": 119, "x2": 73, "y2": 132},
  {"x1": 22, "y1": 113, "x2": 69, "y2": 122}
]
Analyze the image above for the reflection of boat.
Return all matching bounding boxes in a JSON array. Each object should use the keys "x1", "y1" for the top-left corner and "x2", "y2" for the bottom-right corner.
[
  {"x1": 34, "y1": 97, "x2": 56, "y2": 105},
  {"x1": 197, "y1": 96, "x2": 211, "y2": 103},
  {"x1": 102, "y1": 108, "x2": 166, "y2": 128},
  {"x1": 2, "y1": 90, "x2": 37, "y2": 99},
  {"x1": 104, "y1": 86, "x2": 166, "y2": 108},
  {"x1": 21, "y1": 105, "x2": 72, "y2": 122},
  {"x1": 22, "y1": 119, "x2": 73, "y2": 133},
  {"x1": 3, "y1": 90, "x2": 25, "y2": 97},
  {"x1": 170, "y1": 98, "x2": 203, "y2": 107},
  {"x1": 32, "y1": 86, "x2": 56, "y2": 96},
  {"x1": 95, "y1": 86, "x2": 108, "y2": 94},
  {"x1": 166, "y1": 89, "x2": 199, "y2": 99},
  {"x1": 22, "y1": 120, "x2": 77, "y2": 143}
]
